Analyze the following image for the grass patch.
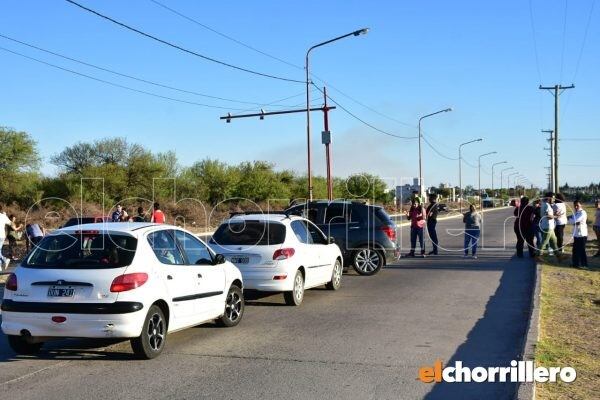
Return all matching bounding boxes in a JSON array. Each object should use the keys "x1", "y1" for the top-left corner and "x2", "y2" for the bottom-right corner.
[{"x1": 535, "y1": 261, "x2": 600, "y2": 399}]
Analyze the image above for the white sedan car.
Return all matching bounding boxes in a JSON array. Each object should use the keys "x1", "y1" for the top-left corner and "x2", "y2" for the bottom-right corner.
[
  {"x1": 209, "y1": 213, "x2": 343, "y2": 306},
  {"x1": 1, "y1": 223, "x2": 244, "y2": 359}
]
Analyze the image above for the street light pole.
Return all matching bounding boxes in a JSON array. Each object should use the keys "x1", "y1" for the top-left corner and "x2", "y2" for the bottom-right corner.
[
  {"x1": 458, "y1": 138, "x2": 482, "y2": 212},
  {"x1": 507, "y1": 172, "x2": 519, "y2": 197},
  {"x1": 478, "y1": 152, "x2": 497, "y2": 209},
  {"x1": 418, "y1": 108, "x2": 452, "y2": 199},
  {"x1": 500, "y1": 167, "x2": 514, "y2": 194},
  {"x1": 306, "y1": 28, "x2": 368, "y2": 201},
  {"x1": 491, "y1": 161, "x2": 507, "y2": 205}
]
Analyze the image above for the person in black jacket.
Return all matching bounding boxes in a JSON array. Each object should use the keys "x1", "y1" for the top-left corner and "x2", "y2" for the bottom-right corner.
[{"x1": 426, "y1": 194, "x2": 440, "y2": 255}]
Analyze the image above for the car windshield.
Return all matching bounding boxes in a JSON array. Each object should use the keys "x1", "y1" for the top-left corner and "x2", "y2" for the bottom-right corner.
[
  {"x1": 24, "y1": 231, "x2": 137, "y2": 269},
  {"x1": 211, "y1": 221, "x2": 286, "y2": 246}
]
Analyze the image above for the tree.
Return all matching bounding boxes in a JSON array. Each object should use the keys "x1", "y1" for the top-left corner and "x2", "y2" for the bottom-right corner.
[{"x1": 0, "y1": 127, "x2": 41, "y2": 204}]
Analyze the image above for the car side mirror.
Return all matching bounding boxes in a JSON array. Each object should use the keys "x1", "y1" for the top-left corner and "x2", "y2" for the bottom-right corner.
[
  {"x1": 328, "y1": 236, "x2": 335, "y2": 244},
  {"x1": 214, "y1": 254, "x2": 226, "y2": 265}
]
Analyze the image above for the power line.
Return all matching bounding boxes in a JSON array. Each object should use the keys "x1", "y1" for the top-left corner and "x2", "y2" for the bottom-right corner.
[
  {"x1": 421, "y1": 135, "x2": 458, "y2": 161},
  {"x1": 146, "y1": 0, "x2": 420, "y2": 130},
  {"x1": 572, "y1": 0, "x2": 596, "y2": 81},
  {"x1": 0, "y1": 33, "x2": 302, "y2": 108},
  {"x1": 311, "y1": 84, "x2": 417, "y2": 140},
  {"x1": 64, "y1": 0, "x2": 303, "y2": 83},
  {"x1": 528, "y1": 0, "x2": 543, "y2": 83},
  {"x1": 0, "y1": 46, "x2": 255, "y2": 111},
  {"x1": 148, "y1": 0, "x2": 301, "y2": 72},
  {"x1": 563, "y1": 163, "x2": 600, "y2": 167},
  {"x1": 560, "y1": 137, "x2": 600, "y2": 141}
]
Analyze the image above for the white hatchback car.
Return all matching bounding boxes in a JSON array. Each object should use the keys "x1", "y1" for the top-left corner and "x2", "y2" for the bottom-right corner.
[
  {"x1": 209, "y1": 213, "x2": 343, "y2": 306},
  {"x1": 1, "y1": 223, "x2": 244, "y2": 359}
]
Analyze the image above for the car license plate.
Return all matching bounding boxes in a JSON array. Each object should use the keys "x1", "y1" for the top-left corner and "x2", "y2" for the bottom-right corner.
[
  {"x1": 48, "y1": 287, "x2": 75, "y2": 297},
  {"x1": 230, "y1": 257, "x2": 249, "y2": 264}
]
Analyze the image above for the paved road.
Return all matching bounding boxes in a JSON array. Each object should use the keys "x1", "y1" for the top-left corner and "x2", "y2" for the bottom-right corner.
[{"x1": 0, "y1": 208, "x2": 534, "y2": 400}]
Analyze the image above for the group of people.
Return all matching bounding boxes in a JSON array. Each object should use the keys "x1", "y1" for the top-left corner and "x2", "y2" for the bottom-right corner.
[
  {"x1": 513, "y1": 192, "x2": 599, "y2": 268},
  {"x1": 0, "y1": 202, "x2": 168, "y2": 271},
  {"x1": 403, "y1": 192, "x2": 482, "y2": 259},
  {"x1": 111, "y1": 203, "x2": 166, "y2": 224}
]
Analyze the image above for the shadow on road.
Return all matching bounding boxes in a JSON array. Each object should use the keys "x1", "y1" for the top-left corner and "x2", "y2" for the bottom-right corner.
[{"x1": 421, "y1": 257, "x2": 535, "y2": 400}]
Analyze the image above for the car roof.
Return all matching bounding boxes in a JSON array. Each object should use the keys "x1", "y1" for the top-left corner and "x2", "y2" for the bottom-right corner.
[
  {"x1": 225, "y1": 213, "x2": 301, "y2": 223},
  {"x1": 58, "y1": 222, "x2": 162, "y2": 236}
]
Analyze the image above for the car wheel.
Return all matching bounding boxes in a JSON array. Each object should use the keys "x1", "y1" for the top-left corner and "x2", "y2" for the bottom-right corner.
[
  {"x1": 325, "y1": 259, "x2": 342, "y2": 290},
  {"x1": 131, "y1": 304, "x2": 167, "y2": 359},
  {"x1": 217, "y1": 285, "x2": 244, "y2": 327},
  {"x1": 352, "y1": 248, "x2": 383, "y2": 276},
  {"x1": 7, "y1": 335, "x2": 43, "y2": 355},
  {"x1": 283, "y1": 270, "x2": 304, "y2": 306}
]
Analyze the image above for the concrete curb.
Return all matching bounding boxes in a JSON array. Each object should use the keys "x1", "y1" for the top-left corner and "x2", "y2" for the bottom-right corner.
[{"x1": 516, "y1": 262, "x2": 542, "y2": 400}]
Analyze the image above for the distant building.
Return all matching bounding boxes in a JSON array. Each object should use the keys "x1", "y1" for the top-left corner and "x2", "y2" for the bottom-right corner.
[{"x1": 396, "y1": 178, "x2": 421, "y2": 204}]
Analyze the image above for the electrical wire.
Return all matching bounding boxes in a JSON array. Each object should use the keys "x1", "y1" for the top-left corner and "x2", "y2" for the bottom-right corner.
[
  {"x1": 146, "y1": 0, "x2": 420, "y2": 130},
  {"x1": 421, "y1": 135, "x2": 458, "y2": 160},
  {"x1": 572, "y1": 0, "x2": 596, "y2": 82},
  {"x1": 528, "y1": 0, "x2": 543, "y2": 84},
  {"x1": 0, "y1": 46, "x2": 255, "y2": 111},
  {"x1": 148, "y1": 0, "x2": 302, "y2": 72},
  {"x1": 560, "y1": 138, "x2": 600, "y2": 141},
  {"x1": 311, "y1": 84, "x2": 417, "y2": 140},
  {"x1": 64, "y1": 0, "x2": 304, "y2": 83},
  {"x1": 0, "y1": 33, "x2": 303, "y2": 108}
]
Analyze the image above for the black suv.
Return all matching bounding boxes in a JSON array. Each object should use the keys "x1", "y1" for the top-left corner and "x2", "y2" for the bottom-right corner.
[{"x1": 286, "y1": 201, "x2": 399, "y2": 275}]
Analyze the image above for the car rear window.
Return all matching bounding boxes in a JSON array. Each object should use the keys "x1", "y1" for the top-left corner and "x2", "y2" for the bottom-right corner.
[
  {"x1": 211, "y1": 221, "x2": 286, "y2": 246},
  {"x1": 24, "y1": 232, "x2": 137, "y2": 269},
  {"x1": 63, "y1": 217, "x2": 97, "y2": 227},
  {"x1": 374, "y1": 208, "x2": 395, "y2": 226}
]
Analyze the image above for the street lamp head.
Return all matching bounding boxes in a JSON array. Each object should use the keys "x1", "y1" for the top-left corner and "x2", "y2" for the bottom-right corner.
[
  {"x1": 353, "y1": 28, "x2": 369, "y2": 36},
  {"x1": 477, "y1": 138, "x2": 483, "y2": 142},
  {"x1": 445, "y1": 107, "x2": 453, "y2": 112}
]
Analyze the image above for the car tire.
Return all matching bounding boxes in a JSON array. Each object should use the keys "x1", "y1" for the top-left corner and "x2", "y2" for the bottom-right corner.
[
  {"x1": 283, "y1": 270, "x2": 304, "y2": 306},
  {"x1": 7, "y1": 335, "x2": 43, "y2": 355},
  {"x1": 216, "y1": 285, "x2": 244, "y2": 327},
  {"x1": 352, "y1": 248, "x2": 383, "y2": 276},
  {"x1": 131, "y1": 304, "x2": 167, "y2": 359},
  {"x1": 325, "y1": 259, "x2": 342, "y2": 290}
]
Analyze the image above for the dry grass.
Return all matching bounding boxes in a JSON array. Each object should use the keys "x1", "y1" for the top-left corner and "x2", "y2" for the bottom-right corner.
[{"x1": 535, "y1": 244, "x2": 600, "y2": 399}]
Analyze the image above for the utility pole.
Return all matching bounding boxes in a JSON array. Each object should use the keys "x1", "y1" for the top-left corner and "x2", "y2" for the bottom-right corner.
[
  {"x1": 542, "y1": 129, "x2": 554, "y2": 192},
  {"x1": 321, "y1": 87, "x2": 334, "y2": 200},
  {"x1": 539, "y1": 84, "x2": 574, "y2": 193}
]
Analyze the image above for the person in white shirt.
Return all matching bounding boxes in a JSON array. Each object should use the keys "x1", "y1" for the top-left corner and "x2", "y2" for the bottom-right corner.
[
  {"x1": 594, "y1": 199, "x2": 600, "y2": 258},
  {"x1": 539, "y1": 192, "x2": 560, "y2": 259},
  {"x1": 568, "y1": 200, "x2": 588, "y2": 268},
  {"x1": 0, "y1": 205, "x2": 14, "y2": 270},
  {"x1": 553, "y1": 193, "x2": 568, "y2": 253}
]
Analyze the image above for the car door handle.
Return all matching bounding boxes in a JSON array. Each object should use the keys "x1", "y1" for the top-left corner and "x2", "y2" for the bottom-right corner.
[
  {"x1": 167, "y1": 275, "x2": 173, "y2": 280},
  {"x1": 349, "y1": 226, "x2": 360, "y2": 230},
  {"x1": 197, "y1": 273, "x2": 203, "y2": 278}
]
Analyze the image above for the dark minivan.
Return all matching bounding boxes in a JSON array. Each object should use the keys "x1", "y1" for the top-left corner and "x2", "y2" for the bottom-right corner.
[{"x1": 286, "y1": 201, "x2": 398, "y2": 275}]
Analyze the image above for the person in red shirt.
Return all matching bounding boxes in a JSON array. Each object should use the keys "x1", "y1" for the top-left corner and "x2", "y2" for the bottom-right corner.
[
  {"x1": 151, "y1": 202, "x2": 166, "y2": 224},
  {"x1": 405, "y1": 199, "x2": 426, "y2": 257}
]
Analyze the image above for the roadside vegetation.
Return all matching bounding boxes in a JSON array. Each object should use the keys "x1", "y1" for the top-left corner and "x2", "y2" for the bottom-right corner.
[{"x1": 535, "y1": 221, "x2": 600, "y2": 399}]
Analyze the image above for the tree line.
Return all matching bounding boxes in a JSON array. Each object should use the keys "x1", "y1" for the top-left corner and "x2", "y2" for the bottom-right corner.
[{"x1": 0, "y1": 126, "x2": 393, "y2": 209}]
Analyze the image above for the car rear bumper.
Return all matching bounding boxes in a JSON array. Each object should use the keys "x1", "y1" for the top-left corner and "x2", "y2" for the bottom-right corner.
[
  {"x1": 239, "y1": 269, "x2": 294, "y2": 292},
  {"x1": 0, "y1": 301, "x2": 146, "y2": 338}
]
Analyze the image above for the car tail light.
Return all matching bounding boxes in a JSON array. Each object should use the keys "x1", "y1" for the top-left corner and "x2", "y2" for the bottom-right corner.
[
  {"x1": 380, "y1": 225, "x2": 397, "y2": 241},
  {"x1": 110, "y1": 273, "x2": 148, "y2": 292},
  {"x1": 273, "y1": 248, "x2": 295, "y2": 260},
  {"x1": 5, "y1": 273, "x2": 17, "y2": 291},
  {"x1": 52, "y1": 316, "x2": 67, "y2": 323}
]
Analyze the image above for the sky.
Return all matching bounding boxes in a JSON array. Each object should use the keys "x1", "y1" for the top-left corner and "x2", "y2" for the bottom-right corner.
[{"x1": 1, "y1": 0, "x2": 598, "y2": 190}]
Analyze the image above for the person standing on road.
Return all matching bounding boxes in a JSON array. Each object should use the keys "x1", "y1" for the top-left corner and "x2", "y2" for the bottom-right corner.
[
  {"x1": 25, "y1": 223, "x2": 45, "y2": 252},
  {"x1": 514, "y1": 197, "x2": 534, "y2": 258},
  {"x1": 0, "y1": 205, "x2": 14, "y2": 270},
  {"x1": 568, "y1": 200, "x2": 588, "y2": 268},
  {"x1": 112, "y1": 204, "x2": 123, "y2": 222},
  {"x1": 539, "y1": 192, "x2": 561, "y2": 260},
  {"x1": 405, "y1": 199, "x2": 425, "y2": 257},
  {"x1": 463, "y1": 204, "x2": 481, "y2": 259},
  {"x1": 134, "y1": 206, "x2": 147, "y2": 222},
  {"x1": 593, "y1": 199, "x2": 600, "y2": 257},
  {"x1": 426, "y1": 194, "x2": 440, "y2": 255},
  {"x1": 553, "y1": 193, "x2": 567, "y2": 253},
  {"x1": 151, "y1": 202, "x2": 166, "y2": 224},
  {"x1": 6, "y1": 215, "x2": 23, "y2": 261},
  {"x1": 532, "y1": 199, "x2": 543, "y2": 252}
]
